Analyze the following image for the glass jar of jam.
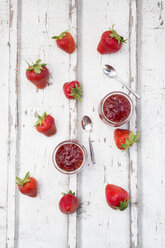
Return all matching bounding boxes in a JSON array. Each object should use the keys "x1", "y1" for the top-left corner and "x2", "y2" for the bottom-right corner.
[
  {"x1": 52, "y1": 140, "x2": 87, "y2": 175},
  {"x1": 98, "y1": 91, "x2": 133, "y2": 127}
]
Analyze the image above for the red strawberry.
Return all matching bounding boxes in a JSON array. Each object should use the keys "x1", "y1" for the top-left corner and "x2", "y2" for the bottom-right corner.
[
  {"x1": 35, "y1": 112, "x2": 56, "y2": 137},
  {"x1": 26, "y1": 59, "x2": 49, "y2": 89},
  {"x1": 105, "y1": 184, "x2": 129, "y2": 211},
  {"x1": 59, "y1": 190, "x2": 79, "y2": 215},
  {"x1": 114, "y1": 129, "x2": 140, "y2": 150},
  {"x1": 16, "y1": 172, "x2": 38, "y2": 197},
  {"x1": 63, "y1": 81, "x2": 83, "y2": 101},
  {"x1": 52, "y1": 31, "x2": 76, "y2": 54},
  {"x1": 97, "y1": 25, "x2": 126, "y2": 54}
]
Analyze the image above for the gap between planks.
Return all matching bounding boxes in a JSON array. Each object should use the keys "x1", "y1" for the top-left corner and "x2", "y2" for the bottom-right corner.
[
  {"x1": 128, "y1": 0, "x2": 139, "y2": 247},
  {"x1": 67, "y1": 0, "x2": 78, "y2": 248}
]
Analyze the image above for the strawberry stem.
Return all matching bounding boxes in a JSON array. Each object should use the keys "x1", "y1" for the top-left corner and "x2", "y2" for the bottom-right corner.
[
  {"x1": 26, "y1": 59, "x2": 47, "y2": 74},
  {"x1": 62, "y1": 190, "x2": 75, "y2": 196},
  {"x1": 52, "y1": 31, "x2": 68, "y2": 40},
  {"x1": 70, "y1": 83, "x2": 83, "y2": 102},
  {"x1": 109, "y1": 25, "x2": 127, "y2": 44},
  {"x1": 121, "y1": 131, "x2": 140, "y2": 151},
  {"x1": 16, "y1": 172, "x2": 31, "y2": 186},
  {"x1": 118, "y1": 199, "x2": 130, "y2": 211},
  {"x1": 34, "y1": 112, "x2": 47, "y2": 127}
]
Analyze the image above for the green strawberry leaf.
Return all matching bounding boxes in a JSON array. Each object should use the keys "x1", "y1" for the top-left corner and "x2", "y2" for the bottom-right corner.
[
  {"x1": 26, "y1": 61, "x2": 30, "y2": 67},
  {"x1": 70, "y1": 83, "x2": 83, "y2": 102},
  {"x1": 34, "y1": 112, "x2": 47, "y2": 127},
  {"x1": 129, "y1": 131, "x2": 134, "y2": 143},
  {"x1": 121, "y1": 131, "x2": 140, "y2": 151},
  {"x1": 120, "y1": 36, "x2": 127, "y2": 43},
  {"x1": 16, "y1": 172, "x2": 31, "y2": 186},
  {"x1": 24, "y1": 172, "x2": 30, "y2": 180},
  {"x1": 34, "y1": 67, "x2": 41, "y2": 73},
  {"x1": 59, "y1": 32, "x2": 66, "y2": 39},
  {"x1": 61, "y1": 190, "x2": 75, "y2": 196},
  {"x1": 118, "y1": 199, "x2": 130, "y2": 211},
  {"x1": 52, "y1": 30, "x2": 68, "y2": 40},
  {"x1": 52, "y1": 36, "x2": 59, "y2": 39},
  {"x1": 36, "y1": 59, "x2": 41, "y2": 64},
  {"x1": 109, "y1": 25, "x2": 127, "y2": 44},
  {"x1": 26, "y1": 59, "x2": 47, "y2": 74},
  {"x1": 126, "y1": 139, "x2": 130, "y2": 145},
  {"x1": 133, "y1": 132, "x2": 140, "y2": 143},
  {"x1": 120, "y1": 144, "x2": 127, "y2": 149},
  {"x1": 68, "y1": 190, "x2": 75, "y2": 196},
  {"x1": 16, "y1": 177, "x2": 22, "y2": 183}
]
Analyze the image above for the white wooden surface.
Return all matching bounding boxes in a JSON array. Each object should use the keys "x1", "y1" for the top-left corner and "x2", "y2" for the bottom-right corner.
[{"x1": 0, "y1": 0, "x2": 165, "y2": 247}]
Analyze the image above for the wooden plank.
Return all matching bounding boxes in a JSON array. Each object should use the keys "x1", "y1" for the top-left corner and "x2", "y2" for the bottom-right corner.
[
  {"x1": 16, "y1": 1, "x2": 71, "y2": 247},
  {"x1": 128, "y1": 0, "x2": 139, "y2": 247},
  {"x1": 67, "y1": 0, "x2": 78, "y2": 247},
  {"x1": 6, "y1": 0, "x2": 18, "y2": 247},
  {"x1": 1, "y1": 0, "x2": 165, "y2": 247},
  {"x1": 0, "y1": 1, "x2": 9, "y2": 248},
  {"x1": 77, "y1": 1, "x2": 130, "y2": 247},
  {"x1": 139, "y1": 0, "x2": 165, "y2": 247}
]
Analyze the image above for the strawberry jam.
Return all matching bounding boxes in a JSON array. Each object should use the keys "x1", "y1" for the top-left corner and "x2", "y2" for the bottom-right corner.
[
  {"x1": 53, "y1": 141, "x2": 87, "y2": 174},
  {"x1": 99, "y1": 92, "x2": 133, "y2": 127}
]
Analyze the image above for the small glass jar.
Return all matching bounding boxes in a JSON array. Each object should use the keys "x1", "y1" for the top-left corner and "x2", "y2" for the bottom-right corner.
[
  {"x1": 98, "y1": 91, "x2": 133, "y2": 127},
  {"x1": 52, "y1": 140, "x2": 87, "y2": 175}
]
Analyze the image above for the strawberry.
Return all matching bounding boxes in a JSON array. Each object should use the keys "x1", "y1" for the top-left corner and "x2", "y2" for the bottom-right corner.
[
  {"x1": 63, "y1": 81, "x2": 83, "y2": 101},
  {"x1": 105, "y1": 184, "x2": 129, "y2": 211},
  {"x1": 35, "y1": 112, "x2": 56, "y2": 137},
  {"x1": 52, "y1": 31, "x2": 76, "y2": 54},
  {"x1": 26, "y1": 59, "x2": 49, "y2": 89},
  {"x1": 114, "y1": 129, "x2": 140, "y2": 150},
  {"x1": 97, "y1": 25, "x2": 126, "y2": 54},
  {"x1": 59, "y1": 190, "x2": 79, "y2": 215},
  {"x1": 16, "y1": 172, "x2": 38, "y2": 197}
]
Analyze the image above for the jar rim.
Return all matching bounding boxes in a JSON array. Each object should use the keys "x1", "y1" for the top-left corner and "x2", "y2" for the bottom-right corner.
[{"x1": 52, "y1": 140, "x2": 87, "y2": 175}]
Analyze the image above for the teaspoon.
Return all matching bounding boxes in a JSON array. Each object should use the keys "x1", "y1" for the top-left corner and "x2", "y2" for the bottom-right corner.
[
  {"x1": 103, "y1": 64, "x2": 140, "y2": 100},
  {"x1": 82, "y1": 116, "x2": 96, "y2": 164}
]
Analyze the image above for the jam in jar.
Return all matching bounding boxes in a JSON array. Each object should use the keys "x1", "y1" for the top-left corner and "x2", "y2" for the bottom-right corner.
[
  {"x1": 99, "y1": 91, "x2": 133, "y2": 127},
  {"x1": 52, "y1": 140, "x2": 87, "y2": 174}
]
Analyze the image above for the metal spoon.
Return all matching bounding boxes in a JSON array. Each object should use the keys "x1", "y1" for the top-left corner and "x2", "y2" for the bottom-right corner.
[
  {"x1": 82, "y1": 116, "x2": 96, "y2": 164},
  {"x1": 103, "y1": 64, "x2": 141, "y2": 100}
]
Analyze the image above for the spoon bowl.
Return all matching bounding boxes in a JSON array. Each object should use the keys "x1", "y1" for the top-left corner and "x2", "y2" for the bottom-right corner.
[
  {"x1": 82, "y1": 115, "x2": 93, "y2": 132},
  {"x1": 82, "y1": 116, "x2": 96, "y2": 164},
  {"x1": 103, "y1": 64, "x2": 117, "y2": 78}
]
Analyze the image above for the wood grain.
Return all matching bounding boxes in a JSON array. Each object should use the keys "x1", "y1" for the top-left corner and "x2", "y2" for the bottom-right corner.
[
  {"x1": 128, "y1": 0, "x2": 139, "y2": 247},
  {"x1": 14, "y1": 1, "x2": 70, "y2": 247},
  {"x1": 77, "y1": 1, "x2": 130, "y2": 247},
  {"x1": 6, "y1": 0, "x2": 18, "y2": 247},
  {"x1": 0, "y1": 1, "x2": 9, "y2": 247},
  {"x1": 0, "y1": 0, "x2": 165, "y2": 247},
  {"x1": 139, "y1": 0, "x2": 165, "y2": 247}
]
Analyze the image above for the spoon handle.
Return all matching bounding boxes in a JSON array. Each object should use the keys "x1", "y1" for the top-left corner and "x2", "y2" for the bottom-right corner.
[
  {"x1": 88, "y1": 133, "x2": 96, "y2": 164},
  {"x1": 116, "y1": 76, "x2": 141, "y2": 100}
]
